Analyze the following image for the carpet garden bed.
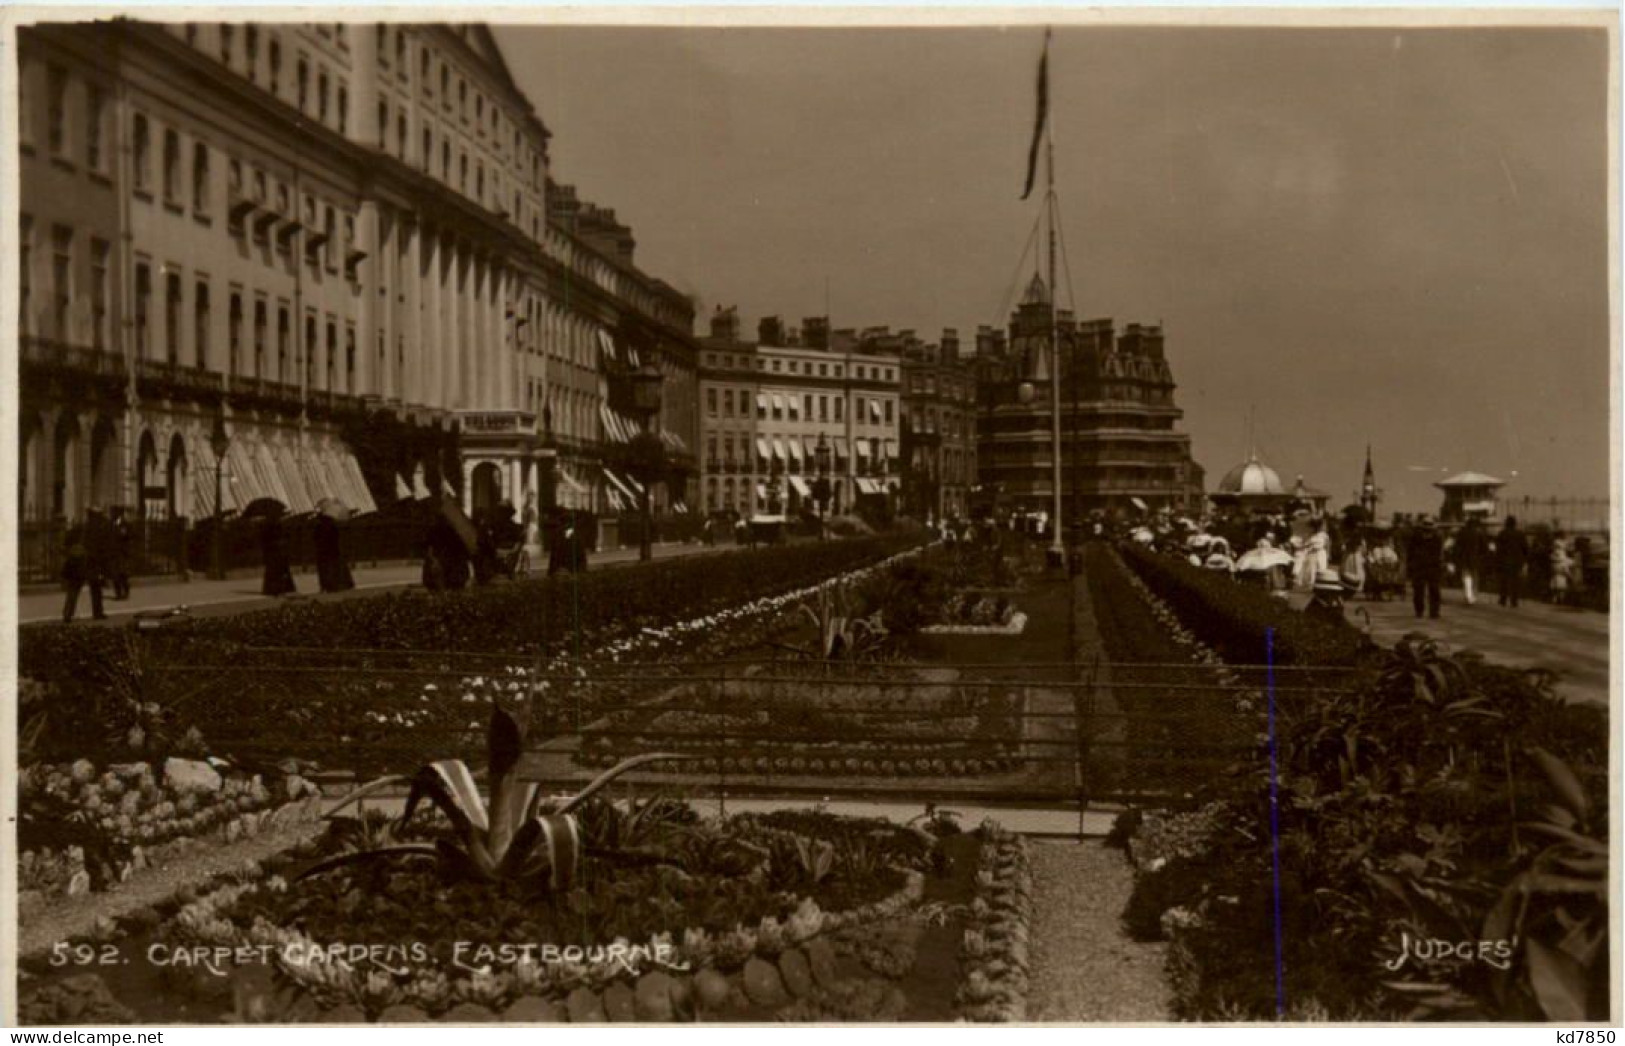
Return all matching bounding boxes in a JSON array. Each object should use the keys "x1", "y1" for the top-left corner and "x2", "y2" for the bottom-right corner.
[{"x1": 17, "y1": 804, "x2": 1032, "y2": 1024}]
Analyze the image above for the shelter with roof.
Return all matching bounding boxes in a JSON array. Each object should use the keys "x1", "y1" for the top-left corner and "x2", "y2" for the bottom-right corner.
[{"x1": 1435, "y1": 471, "x2": 1506, "y2": 522}]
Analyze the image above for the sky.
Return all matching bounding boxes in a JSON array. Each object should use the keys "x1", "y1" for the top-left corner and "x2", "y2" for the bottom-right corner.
[{"x1": 496, "y1": 22, "x2": 1612, "y2": 514}]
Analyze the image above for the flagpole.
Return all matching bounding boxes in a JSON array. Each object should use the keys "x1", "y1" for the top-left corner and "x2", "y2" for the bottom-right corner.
[{"x1": 1046, "y1": 48, "x2": 1064, "y2": 563}]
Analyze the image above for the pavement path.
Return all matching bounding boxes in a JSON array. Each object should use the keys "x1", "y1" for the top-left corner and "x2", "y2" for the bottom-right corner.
[
  {"x1": 17, "y1": 540, "x2": 730, "y2": 627},
  {"x1": 1293, "y1": 590, "x2": 1610, "y2": 706}
]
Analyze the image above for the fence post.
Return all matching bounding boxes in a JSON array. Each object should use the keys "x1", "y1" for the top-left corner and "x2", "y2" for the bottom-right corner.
[{"x1": 716, "y1": 662, "x2": 728, "y2": 820}]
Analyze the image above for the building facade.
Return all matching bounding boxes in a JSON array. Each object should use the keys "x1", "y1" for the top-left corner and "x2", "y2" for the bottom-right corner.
[
  {"x1": 899, "y1": 328, "x2": 977, "y2": 521},
  {"x1": 17, "y1": 20, "x2": 697, "y2": 575},
  {"x1": 698, "y1": 310, "x2": 901, "y2": 520},
  {"x1": 974, "y1": 275, "x2": 1203, "y2": 521}
]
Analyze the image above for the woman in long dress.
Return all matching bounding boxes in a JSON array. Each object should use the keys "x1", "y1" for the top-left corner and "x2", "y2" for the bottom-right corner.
[
  {"x1": 314, "y1": 512, "x2": 355, "y2": 593},
  {"x1": 260, "y1": 511, "x2": 297, "y2": 596}
]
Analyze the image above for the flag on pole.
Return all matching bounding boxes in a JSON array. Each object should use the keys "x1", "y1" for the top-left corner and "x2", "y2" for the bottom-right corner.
[{"x1": 1021, "y1": 29, "x2": 1052, "y2": 201}]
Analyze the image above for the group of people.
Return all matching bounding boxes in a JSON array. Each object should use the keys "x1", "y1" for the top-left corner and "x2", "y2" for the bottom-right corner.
[
  {"x1": 1139, "y1": 505, "x2": 1589, "y2": 625},
  {"x1": 258, "y1": 506, "x2": 355, "y2": 598},
  {"x1": 59, "y1": 506, "x2": 134, "y2": 622}
]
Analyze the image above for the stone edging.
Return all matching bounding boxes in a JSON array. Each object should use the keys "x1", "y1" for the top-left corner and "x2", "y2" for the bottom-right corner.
[{"x1": 954, "y1": 822, "x2": 1033, "y2": 1022}]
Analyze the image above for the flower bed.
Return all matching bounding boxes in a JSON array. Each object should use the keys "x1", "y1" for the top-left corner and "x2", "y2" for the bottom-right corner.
[
  {"x1": 955, "y1": 822, "x2": 1033, "y2": 1021},
  {"x1": 1113, "y1": 636, "x2": 1610, "y2": 1020},
  {"x1": 18, "y1": 757, "x2": 321, "y2": 907},
  {"x1": 18, "y1": 535, "x2": 926, "y2": 767},
  {"x1": 575, "y1": 664, "x2": 1024, "y2": 779},
  {"x1": 920, "y1": 611, "x2": 1028, "y2": 636}
]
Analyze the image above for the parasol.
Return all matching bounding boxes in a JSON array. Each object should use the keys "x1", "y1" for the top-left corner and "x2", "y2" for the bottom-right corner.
[
  {"x1": 317, "y1": 498, "x2": 352, "y2": 521},
  {"x1": 1187, "y1": 533, "x2": 1213, "y2": 550},
  {"x1": 1235, "y1": 547, "x2": 1295, "y2": 573},
  {"x1": 1131, "y1": 527, "x2": 1156, "y2": 545},
  {"x1": 241, "y1": 497, "x2": 287, "y2": 520}
]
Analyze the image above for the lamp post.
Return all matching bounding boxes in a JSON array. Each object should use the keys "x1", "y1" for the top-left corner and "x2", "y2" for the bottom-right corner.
[
  {"x1": 207, "y1": 409, "x2": 231, "y2": 580},
  {"x1": 813, "y1": 433, "x2": 833, "y2": 539},
  {"x1": 627, "y1": 361, "x2": 664, "y2": 562}
]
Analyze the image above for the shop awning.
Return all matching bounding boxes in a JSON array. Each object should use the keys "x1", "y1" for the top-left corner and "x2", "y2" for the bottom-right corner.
[
  {"x1": 772, "y1": 437, "x2": 787, "y2": 461},
  {"x1": 883, "y1": 439, "x2": 898, "y2": 460},
  {"x1": 789, "y1": 439, "x2": 805, "y2": 463},
  {"x1": 603, "y1": 468, "x2": 638, "y2": 501},
  {"x1": 855, "y1": 439, "x2": 871, "y2": 458},
  {"x1": 869, "y1": 400, "x2": 882, "y2": 422},
  {"x1": 596, "y1": 330, "x2": 617, "y2": 369},
  {"x1": 756, "y1": 437, "x2": 772, "y2": 461},
  {"x1": 558, "y1": 469, "x2": 587, "y2": 494},
  {"x1": 771, "y1": 393, "x2": 785, "y2": 414},
  {"x1": 756, "y1": 393, "x2": 768, "y2": 413},
  {"x1": 395, "y1": 474, "x2": 414, "y2": 501},
  {"x1": 411, "y1": 466, "x2": 432, "y2": 501},
  {"x1": 605, "y1": 486, "x2": 627, "y2": 512},
  {"x1": 789, "y1": 476, "x2": 812, "y2": 497},
  {"x1": 856, "y1": 477, "x2": 883, "y2": 495}
]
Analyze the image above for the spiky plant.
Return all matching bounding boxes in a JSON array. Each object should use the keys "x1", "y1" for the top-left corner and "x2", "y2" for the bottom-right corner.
[{"x1": 300, "y1": 707, "x2": 688, "y2": 889}]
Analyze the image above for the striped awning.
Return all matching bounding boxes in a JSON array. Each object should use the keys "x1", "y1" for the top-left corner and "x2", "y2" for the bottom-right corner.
[
  {"x1": 883, "y1": 439, "x2": 899, "y2": 460},
  {"x1": 596, "y1": 330, "x2": 617, "y2": 368},
  {"x1": 395, "y1": 474, "x2": 414, "y2": 501},
  {"x1": 789, "y1": 439, "x2": 805, "y2": 463},
  {"x1": 869, "y1": 400, "x2": 882, "y2": 422},
  {"x1": 789, "y1": 475, "x2": 812, "y2": 497},
  {"x1": 605, "y1": 485, "x2": 627, "y2": 511},
  {"x1": 603, "y1": 468, "x2": 639, "y2": 502},
  {"x1": 855, "y1": 439, "x2": 871, "y2": 458},
  {"x1": 756, "y1": 483, "x2": 768, "y2": 500},
  {"x1": 771, "y1": 394, "x2": 785, "y2": 414},
  {"x1": 756, "y1": 437, "x2": 772, "y2": 460},
  {"x1": 411, "y1": 466, "x2": 431, "y2": 500},
  {"x1": 772, "y1": 437, "x2": 787, "y2": 461},
  {"x1": 756, "y1": 393, "x2": 768, "y2": 413}
]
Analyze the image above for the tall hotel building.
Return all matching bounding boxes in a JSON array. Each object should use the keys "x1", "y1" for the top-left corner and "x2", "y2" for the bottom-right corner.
[{"x1": 16, "y1": 20, "x2": 697, "y2": 573}]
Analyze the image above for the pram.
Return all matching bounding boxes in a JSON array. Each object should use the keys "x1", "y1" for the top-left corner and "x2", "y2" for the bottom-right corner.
[{"x1": 491, "y1": 540, "x2": 530, "y2": 580}]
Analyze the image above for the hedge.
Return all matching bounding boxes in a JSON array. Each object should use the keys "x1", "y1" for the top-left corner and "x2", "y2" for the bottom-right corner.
[{"x1": 1117, "y1": 543, "x2": 1372, "y2": 668}]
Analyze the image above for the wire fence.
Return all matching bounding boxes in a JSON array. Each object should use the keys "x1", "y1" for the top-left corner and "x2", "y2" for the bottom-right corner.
[{"x1": 144, "y1": 651, "x2": 1358, "y2": 808}]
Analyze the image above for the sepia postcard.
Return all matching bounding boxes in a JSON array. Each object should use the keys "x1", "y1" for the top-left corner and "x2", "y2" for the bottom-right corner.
[{"x1": 3, "y1": 5, "x2": 1618, "y2": 1031}]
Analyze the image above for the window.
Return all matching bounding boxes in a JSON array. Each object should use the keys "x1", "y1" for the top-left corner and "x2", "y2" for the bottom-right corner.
[
  {"x1": 269, "y1": 38, "x2": 281, "y2": 94},
  {"x1": 133, "y1": 114, "x2": 151, "y2": 191},
  {"x1": 440, "y1": 63, "x2": 449, "y2": 102},
  {"x1": 459, "y1": 153, "x2": 467, "y2": 192},
  {"x1": 18, "y1": 61, "x2": 32, "y2": 147},
  {"x1": 192, "y1": 142, "x2": 210, "y2": 214},
  {"x1": 165, "y1": 272, "x2": 183, "y2": 364},
  {"x1": 324, "y1": 206, "x2": 336, "y2": 272},
  {"x1": 475, "y1": 162, "x2": 484, "y2": 202},
  {"x1": 220, "y1": 24, "x2": 234, "y2": 65},
  {"x1": 86, "y1": 85, "x2": 106, "y2": 171},
  {"x1": 228, "y1": 292, "x2": 242, "y2": 375},
  {"x1": 723, "y1": 389, "x2": 733, "y2": 417},
  {"x1": 19, "y1": 215, "x2": 31, "y2": 330},
  {"x1": 46, "y1": 65, "x2": 67, "y2": 156},
  {"x1": 345, "y1": 326, "x2": 357, "y2": 392},
  {"x1": 304, "y1": 315, "x2": 317, "y2": 387},
  {"x1": 162, "y1": 129, "x2": 181, "y2": 203},
  {"x1": 253, "y1": 299, "x2": 267, "y2": 377},
  {"x1": 91, "y1": 239, "x2": 109, "y2": 350},
  {"x1": 771, "y1": 398, "x2": 782, "y2": 421},
  {"x1": 245, "y1": 26, "x2": 259, "y2": 73},
  {"x1": 336, "y1": 24, "x2": 348, "y2": 48},
  {"x1": 834, "y1": 398, "x2": 843, "y2": 422},
  {"x1": 421, "y1": 49, "x2": 431, "y2": 91},
  {"x1": 885, "y1": 399, "x2": 894, "y2": 423},
  {"x1": 194, "y1": 280, "x2": 211, "y2": 368},
  {"x1": 475, "y1": 93, "x2": 483, "y2": 128},
  {"x1": 317, "y1": 71, "x2": 329, "y2": 123},
  {"x1": 337, "y1": 87, "x2": 348, "y2": 133},
  {"x1": 441, "y1": 141, "x2": 450, "y2": 180},
  {"x1": 325, "y1": 320, "x2": 338, "y2": 390},
  {"x1": 819, "y1": 394, "x2": 828, "y2": 421},
  {"x1": 297, "y1": 60, "x2": 308, "y2": 111},
  {"x1": 277, "y1": 305, "x2": 290, "y2": 382},
  {"x1": 422, "y1": 128, "x2": 432, "y2": 170},
  {"x1": 134, "y1": 262, "x2": 151, "y2": 358},
  {"x1": 804, "y1": 394, "x2": 813, "y2": 419},
  {"x1": 458, "y1": 78, "x2": 467, "y2": 120},
  {"x1": 396, "y1": 32, "x2": 406, "y2": 71},
  {"x1": 707, "y1": 388, "x2": 717, "y2": 416},
  {"x1": 51, "y1": 226, "x2": 72, "y2": 340}
]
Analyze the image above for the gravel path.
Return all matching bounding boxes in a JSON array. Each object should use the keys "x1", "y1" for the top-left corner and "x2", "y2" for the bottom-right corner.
[
  {"x1": 1027, "y1": 841, "x2": 1171, "y2": 1022},
  {"x1": 19, "y1": 804, "x2": 327, "y2": 959}
]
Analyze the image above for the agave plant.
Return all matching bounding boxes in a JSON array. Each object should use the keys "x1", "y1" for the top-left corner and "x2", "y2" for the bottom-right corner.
[
  {"x1": 793, "y1": 583, "x2": 886, "y2": 661},
  {"x1": 300, "y1": 707, "x2": 688, "y2": 889}
]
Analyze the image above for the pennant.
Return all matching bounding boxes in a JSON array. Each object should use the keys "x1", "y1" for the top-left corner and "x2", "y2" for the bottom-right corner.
[{"x1": 1021, "y1": 30, "x2": 1051, "y2": 201}]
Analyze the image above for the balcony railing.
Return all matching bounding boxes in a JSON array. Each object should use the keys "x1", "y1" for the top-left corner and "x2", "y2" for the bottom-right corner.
[{"x1": 21, "y1": 337, "x2": 128, "y2": 381}]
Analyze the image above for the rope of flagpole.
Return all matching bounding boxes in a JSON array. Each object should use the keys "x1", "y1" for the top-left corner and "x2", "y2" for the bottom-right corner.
[{"x1": 993, "y1": 208, "x2": 1045, "y2": 329}]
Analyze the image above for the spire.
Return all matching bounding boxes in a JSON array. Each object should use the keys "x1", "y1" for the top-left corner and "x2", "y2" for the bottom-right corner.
[{"x1": 1022, "y1": 272, "x2": 1050, "y2": 306}]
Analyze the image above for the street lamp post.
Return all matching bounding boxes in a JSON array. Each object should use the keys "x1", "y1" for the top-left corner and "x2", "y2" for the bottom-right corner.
[
  {"x1": 813, "y1": 433, "x2": 833, "y2": 539},
  {"x1": 627, "y1": 362, "x2": 664, "y2": 563},
  {"x1": 207, "y1": 410, "x2": 231, "y2": 580}
]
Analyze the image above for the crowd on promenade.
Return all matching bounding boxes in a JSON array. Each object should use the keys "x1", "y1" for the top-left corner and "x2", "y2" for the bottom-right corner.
[{"x1": 1116, "y1": 505, "x2": 1602, "y2": 622}]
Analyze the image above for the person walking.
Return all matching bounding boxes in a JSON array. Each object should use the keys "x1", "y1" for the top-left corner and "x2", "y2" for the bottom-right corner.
[
  {"x1": 60, "y1": 511, "x2": 109, "y2": 622},
  {"x1": 1406, "y1": 516, "x2": 1445, "y2": 619},
  {"x1": 1548, "y1": 534, "x2": 1572, "y2": 607},
  {"x1": 1494, "y1": 516, "x2": 1528, "y2": 607},
  {"x1": 259, "y1": 508, "x2": 297, "y2": 596},
  {"x1": 1453, "y1": 517, "x2": 1486, "y2": 606},
  {"x1": 107, "y1": 505, "x2": 134, "y2": 600},
  {"x1": 313, "y1": 510, "x2": 355, "y2": 593}
]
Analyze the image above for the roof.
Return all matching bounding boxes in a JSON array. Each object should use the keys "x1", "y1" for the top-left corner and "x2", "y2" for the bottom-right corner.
[
  {"x1": 1217, "y1": 454, "x2": 1286, "y2": 496},
  {"x1": 1022, "y1": 273, "x2": 1051, "y2": 307},
  {"x1": 1435, "y1": 471, "x2": 1506, "y2": 489}
]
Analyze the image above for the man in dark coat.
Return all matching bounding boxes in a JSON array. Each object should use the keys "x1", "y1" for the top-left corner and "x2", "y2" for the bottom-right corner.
[
  {"x1": 61, "y1": 511, "x2": 109, "y2": 623},
  {"x1": 1453, "y1": 517, "x2": 1487, "y2": 606},
  {"x1": 1495, "y1": 516, "x2": 1529, "y2": 608},
  {"x1": 1406, "y1": 516, "x2": 1445, "y2": 620},
  {"x1": 107, "y1": 506, "x2": 134, "y2": 600},
  {"x1": 423, "y1": 511, "x2": 472, "y2": 590}
]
